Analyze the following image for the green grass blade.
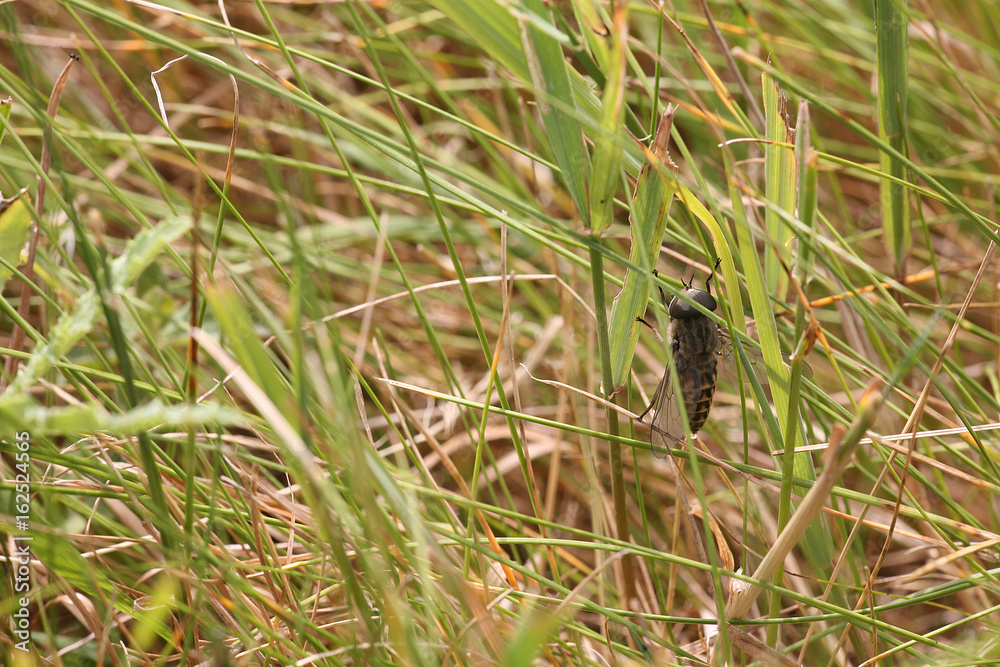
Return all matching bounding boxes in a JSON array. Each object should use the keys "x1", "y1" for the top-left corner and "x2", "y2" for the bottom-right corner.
[
  {"x1": 425, "y1": 0, "x2": 527, "y2": 78},
  {"x1": 608, "y1": 109, "x2": 677, "y2": 393},
  {"x1": 522, "y1": 0, "x2": 590, "y2": 227},
  {"x1": 794, "y1": 101, "x2": 819, "y2": 281},
  {"x1": 876, "y1": 0, "x2": 911, "y2": 268},
  {"x1": 587, "y1": 5, "x2": 627, "y2": 233},
  {"x1": 763, "y1": 73, "x2": 795, "y2": 299}
]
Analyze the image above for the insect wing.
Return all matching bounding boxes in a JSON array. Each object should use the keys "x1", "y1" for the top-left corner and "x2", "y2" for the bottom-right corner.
[
  {"x1": 717, "y1": 330, "x2": 768, "y2": 385},
  {"x1": 648, "y1": 362, "x2": 697, "y2": 457},
  {"x1": 717, "y1": 329, "x2": 813, "y2": 384}
]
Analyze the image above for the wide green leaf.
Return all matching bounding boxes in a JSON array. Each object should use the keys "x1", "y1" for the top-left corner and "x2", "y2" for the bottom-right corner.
[{"x1": 607, "y1": 109, "x2": 677, "y2": 393}]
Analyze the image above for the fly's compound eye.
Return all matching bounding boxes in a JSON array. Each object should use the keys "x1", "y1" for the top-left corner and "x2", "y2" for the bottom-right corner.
[{"x1": 668, "y1": 289, "x2": 717, "y2": 319}]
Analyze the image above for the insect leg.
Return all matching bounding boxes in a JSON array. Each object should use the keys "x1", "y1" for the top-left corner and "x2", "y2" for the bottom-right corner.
[
  {"x1": 635, "y1": 315, "x2": 664, "y2": 343},
  {"x1": 706, "y1": 257, "x2": 722, "y2": 294},
  {"x1": 636, "y1": 367, "x2": 667, "y2": 422}
]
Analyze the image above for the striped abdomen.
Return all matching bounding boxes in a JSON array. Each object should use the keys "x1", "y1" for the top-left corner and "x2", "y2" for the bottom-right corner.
[
  {"x1": 680, "y1": 357, "x2": 718, "y2": 433},
  {"x1": 669, "y1": 316, "x2": 721, "y2": 435}
]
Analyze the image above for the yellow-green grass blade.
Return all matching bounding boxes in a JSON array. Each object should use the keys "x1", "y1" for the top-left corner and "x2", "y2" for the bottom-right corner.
[
  {"x1": 574, "y1": 0, "x2": 610, "y2": 72},
  {"x1": 0, "y1": 96, "x2": 11, "y2": 146},
  {"x1": 0, "y1": 188, "x2": 31, "y2": 289}
]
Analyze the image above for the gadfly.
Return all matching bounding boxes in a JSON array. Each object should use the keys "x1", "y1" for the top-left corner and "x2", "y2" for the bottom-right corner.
[{"x1": 640, "y1": 262, "x2": 809, "y2": 456}]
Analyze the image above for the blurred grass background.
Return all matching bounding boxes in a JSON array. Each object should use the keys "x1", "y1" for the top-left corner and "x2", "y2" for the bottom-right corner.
[{"x1": 1, "y1": 0, "x2": 1000, "y2": 665}]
